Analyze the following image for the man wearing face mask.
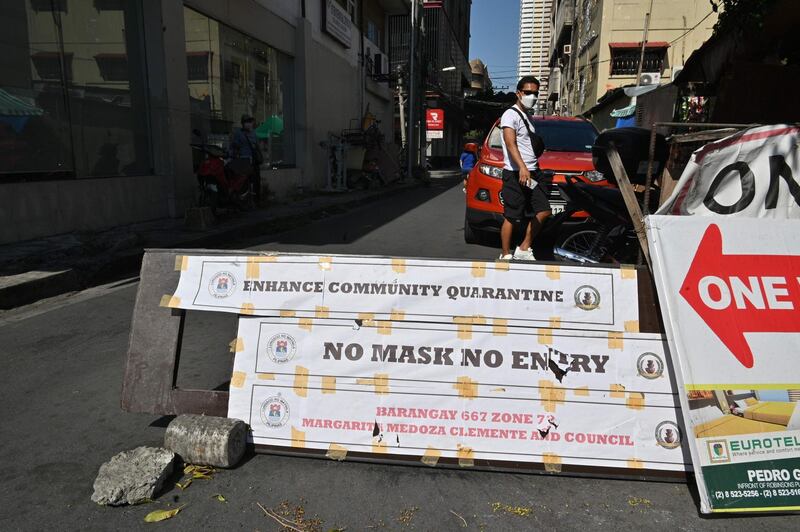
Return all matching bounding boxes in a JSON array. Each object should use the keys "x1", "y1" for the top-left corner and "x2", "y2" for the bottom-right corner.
[{"x1": 498, "y1": 76, "x2": 551, "y2": 260}]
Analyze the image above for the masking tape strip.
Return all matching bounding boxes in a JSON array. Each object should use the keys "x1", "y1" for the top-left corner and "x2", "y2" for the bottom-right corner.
[
  {"x1": 358, "y1": 312, "x2": 375, "y2": 320},
  {"x1": 457, "y1": 324, "x2": 472, "y2": 340},
  {"x1": 326, "y1": 443, "x2": 348, "y2": 461},
  {"x1": 494, "y1": 260, "x2": 510, "y2": 271},
  {"x1": 294, "y1": 366, "x2": 309, "y2": 398},
  {"x1": 315, "y1": 306, "x2": 330, "y2": 319},
  {"x1": 159, "y1": 295, "x2": 181, "y2": 308},
  {"x1": 624, "y1": 320, "x2": 640, "y2": 333},
  {"x1": 246, "y1": 258, "x2": 260, "y2": 280},
  {"x1": 421, "y1": 446, "x2": 441, "y2": 466},
  {"x1": 542, "y1": 452, "x2": 562, "y2": 473},
  {"x1": 493, "y1": 318, "x2": 508, "y2": 336},
  {"x1": 626, "y1": 392, "x2": 645, "y2": 410},
  {"x1": 257, "y1": 373, "x2": 275, "y2": 380},
  {"x1": 318, "y1": 256, "x2": 333, "y2": 270},
  {"x1": 545, "y1": 265, "x2": 561, "y2": 280},
  {"x1": 390, "y1": 309, "x2": 406, "y2": 321},
  {"x1": 574, "y1": 385, "x2": 590, "y2": 397},
  {"x1": 610, "y1": 384, "x2": 626, "y2": 399},
  {"x1": 608, "y1": 331, "x2": 624, "y2": 350},
  {"x1": 539, "y1": 379, "x2": 566, "y2": 412},
  {"x1": 627, "y1": 459, "x2": 644, "y2": 469},
  {"x1": 230, "y1": 371, "x2": 246, "y2": 389},
  {"x1": 280, "y1": 310, "x2": 296, "y2": 317},
  {"x1": 240, "y1": 303, "x2": 255, "y2": 315},
  {"x1": 620, "y1": 264, "x2": 637, "y2": 279},
  {"x1": 321, "y1": 375, "x2": 336, "y2": 394},
  {"x1": 454, "y1": 376, "x2": 478, "y2": 399},
  {"x1": 391, "y1": 259, "x2": 406, "y2": 273},
  {"x1": 356, "y1": 374, "x2": 390, "y2": 395},
  {"x1": 457, "y1": 445, "x2": 474, "y2": 467},
  {"x1": 377, "y1": 321, "x2": 392, "y2": 335},
  {"x1": 228, "y1": 337, "x2": 244, "y2": 353},
  {"x1": 174, "y1": 255, "x2": 188, "y2": 272},
  {"x1": 291, "y1": 426, "x2": 305, "y2": 448},
  {"x1": 453, "y1": 316, "x2": 486, "y2": 325},
  {"x1": 471, "y1": 261, "x2": 487, "y2": 278},
  {"x1": 299, "y1": 318, "x2": 313, "y2": 331},
  {"x1": 252, "y1": 256, "x2": 277, "y2": 263},
  {"x1": 537, "y1": 328, "x2": 553, "y2": 345},
  {"x1": 374, "y1": 373, "x2": 389, "y2": 395},
  {"x1": 549, "y1": 317, "x2": 561, "y2": 329},
  {"x1": 372, "y1": 441, "x2": 388, "y2": 454}
]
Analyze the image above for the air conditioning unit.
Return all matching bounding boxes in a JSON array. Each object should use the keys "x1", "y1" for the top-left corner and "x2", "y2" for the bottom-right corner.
[
  {"x1": 563, "y1": 44, "x2": 571, "y2": 55},
  {"x1": 639, "y1": 72, "x2": 661, "y2": 85}
]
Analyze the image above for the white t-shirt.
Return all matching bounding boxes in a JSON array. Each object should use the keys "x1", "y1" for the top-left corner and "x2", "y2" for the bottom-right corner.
[{"x1": 500, "y1": 105, "x2": 539, "y2": 171}]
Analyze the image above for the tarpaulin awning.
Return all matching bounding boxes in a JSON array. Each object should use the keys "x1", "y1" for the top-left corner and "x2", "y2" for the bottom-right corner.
[
  {"x1": 609, "y1": 41, "x2": 669, "y2": 49},
  {"x1": 610, "y1": 103, "x2": 636, "y2": 118},
  {"x1": 0, "y1": 88, "x2": 43, "y2": 117}
]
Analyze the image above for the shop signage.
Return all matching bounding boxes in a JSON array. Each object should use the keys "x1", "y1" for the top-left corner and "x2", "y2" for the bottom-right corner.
[
  {"x1": 228, "y1": 316, "x2": 688, "y2": 472},
  {"x1": 426, "y1": 108, "x2": 445, "y2": 130},
  {"x1": 647, "y1": 215, "x2": 800, "y2": 513},
  {"x1": 322, "y1": 0, "x2": 352, "y2": 48}
]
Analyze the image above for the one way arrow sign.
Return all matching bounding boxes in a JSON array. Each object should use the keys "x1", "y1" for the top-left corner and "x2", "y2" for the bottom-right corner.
[{"x1": 679, "y1": 223, "x2": 800, "y2": 368}]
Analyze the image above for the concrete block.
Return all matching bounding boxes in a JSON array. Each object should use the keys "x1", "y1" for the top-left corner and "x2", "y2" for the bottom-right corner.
[
  {"x1": 164, "y1": 415, "x2": 247, "y2": 468},
  {"x1": 91, "y1": 446, "x2": 175, "y2": 506}
]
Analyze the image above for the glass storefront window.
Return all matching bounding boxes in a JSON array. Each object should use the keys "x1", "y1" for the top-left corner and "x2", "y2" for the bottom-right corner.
[
  {"x1": 184, "y1": 7, "x2": 295, "y2": 168},
  {"x1": 0, "y1": 0, "x2": 151, "y2": 180}
]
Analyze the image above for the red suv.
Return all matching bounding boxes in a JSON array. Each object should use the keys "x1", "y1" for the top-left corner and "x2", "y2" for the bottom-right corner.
[{"x1": 464, "y1": 115, "x2": 608, "y2": 242}]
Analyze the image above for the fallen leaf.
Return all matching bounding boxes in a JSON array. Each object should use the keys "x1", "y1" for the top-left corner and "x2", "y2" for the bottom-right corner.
[
  {"x1": 183, "y1": 465, "x2": 196, "y2": 475},
  {"x1": 144, "y1": 505, "x2": 185, "y2": 523},
  {"x1": 192, "y1": 473, "x2": 212, "y2": 480},
  {"x1": 213, "y1": 494, "x2": 227, "y2": 503},
  {"x1": 176, "y1": 478, "x2": 192, "y2": 490}
]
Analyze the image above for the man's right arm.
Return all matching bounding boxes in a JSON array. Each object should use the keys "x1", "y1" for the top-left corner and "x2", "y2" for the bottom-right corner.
[{"x1": 502, "y1": 125, "x2": 530, "y2": 185}]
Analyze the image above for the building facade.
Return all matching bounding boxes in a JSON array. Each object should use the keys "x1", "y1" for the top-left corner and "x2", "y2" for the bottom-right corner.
[
  {"x1": 518, "y1": 0, "x2": 553, "y2": 109},
  {"x1": 466, "y1": 59, "x2": 492, "y2": 97},
  {"x1": 389, "y1": 0, "x2": 471, "y2": 166},
  {"x1": 557, "y1": 0, "x2": 717, "y2": 117},
  {"x1": 0, "y1": 0, "x2": 408, "y2": 244}
]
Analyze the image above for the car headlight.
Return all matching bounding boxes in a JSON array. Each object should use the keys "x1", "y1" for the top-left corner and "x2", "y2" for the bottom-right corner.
[
  {"x1": 585, "y1": 170, "x2": 604, "y2": 182},
  {"x1": 479, "y1": 164, "x2": 503, "y2": 179}
]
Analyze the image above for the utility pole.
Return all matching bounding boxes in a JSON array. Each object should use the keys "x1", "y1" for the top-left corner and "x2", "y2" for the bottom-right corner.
[
  {"x1": 407, "y1": 0, "x2": 419, "y2": 178},
  {"x1": 635, "y1": 0, "x2": 655, "y2": 87}
]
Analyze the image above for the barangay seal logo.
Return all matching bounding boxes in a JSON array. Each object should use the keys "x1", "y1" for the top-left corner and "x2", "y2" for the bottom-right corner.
[
  {"x1": 636, "y1": 352, "x2": 665, "y2": 379},
  {"x1": 574, "y1": 285, "x2": 601, "y2": 311},
  {"x1": 655, "y1": 421, "x2": 682, "y2": 449},
  {"x1": 266, "y1": 333, "x2": 297, "y2": 363},
  {"x1": 707, "y1": 440, "x2": 731, "y2": 464},
  {"x1": 260, "y1": 394, "x2": 290, "y2": 428},
  {"x1": 208, "y1": 271, "x2": 237, "y2": 298}
]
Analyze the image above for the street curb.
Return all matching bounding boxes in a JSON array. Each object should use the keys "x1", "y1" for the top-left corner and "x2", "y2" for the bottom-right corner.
[{"x1": 1, "y1": 180, "x2": 426, "y2": 310}]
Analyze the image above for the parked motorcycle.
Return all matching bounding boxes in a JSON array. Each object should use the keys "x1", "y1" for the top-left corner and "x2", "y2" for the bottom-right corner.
[
  {"x1": 191, "y1": 135, "x2": 253, "y2": 213},
  {"x1": 545, "y1": 128, "x2": 668, "y2": 264}
]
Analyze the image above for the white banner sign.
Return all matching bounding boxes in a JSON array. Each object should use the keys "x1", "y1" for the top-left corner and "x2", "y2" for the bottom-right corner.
[
  {"x1": 228, "y1": 317, "x2": 689, "y2": 472},
  {"x1": 658, "y1": 124, "x2": 800, "y2": 219},
  {"x1": 166, "y1": 254, "x2": 641, "y2": 330},
  {"x1": 647, "y1": 215, "x2": 800, "y2": 513}
]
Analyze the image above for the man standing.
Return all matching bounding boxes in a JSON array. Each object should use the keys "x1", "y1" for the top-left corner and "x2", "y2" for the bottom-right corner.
[
  {"x1": 498, "y1": 76, "x2": 551, "y2": 260},
  {"x1": 230, "y1": 114, "x2": 264, "y2": 203}
]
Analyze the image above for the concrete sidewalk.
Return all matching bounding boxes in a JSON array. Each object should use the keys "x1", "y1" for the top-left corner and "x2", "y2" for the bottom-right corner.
[{"x1": 0, "y1": 180, "x2": 422, "y2": 310}]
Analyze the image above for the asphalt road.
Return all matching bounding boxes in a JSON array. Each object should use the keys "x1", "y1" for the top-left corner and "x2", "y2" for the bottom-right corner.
[{"x1": 0, "y1": 177, "x2": 796, "y2": 531}]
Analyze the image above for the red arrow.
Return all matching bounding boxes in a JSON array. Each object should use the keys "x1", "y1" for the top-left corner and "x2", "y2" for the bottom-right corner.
[{"x1": 680, "y1": 224, "x2": 800, "y2": 368}]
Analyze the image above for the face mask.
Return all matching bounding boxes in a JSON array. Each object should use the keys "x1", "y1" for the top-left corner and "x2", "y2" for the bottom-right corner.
[{"x1": 521, "y1": 94, "x2": 537, "y2": 110}]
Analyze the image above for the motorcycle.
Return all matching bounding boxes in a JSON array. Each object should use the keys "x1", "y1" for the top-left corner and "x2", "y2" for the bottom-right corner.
[{"x1": 191, "y1": 136, "x2": 253, "y2": 213}]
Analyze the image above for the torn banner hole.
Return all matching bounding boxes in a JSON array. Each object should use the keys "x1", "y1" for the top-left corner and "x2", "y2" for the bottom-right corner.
[{"x1": 547, "y1": 347, "x2": 570, "y2": 383}]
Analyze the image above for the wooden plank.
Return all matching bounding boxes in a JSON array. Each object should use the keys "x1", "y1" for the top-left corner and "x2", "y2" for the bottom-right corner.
[{"x1": 605, "y1": 146, "x2": 651, "y2": 268}]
